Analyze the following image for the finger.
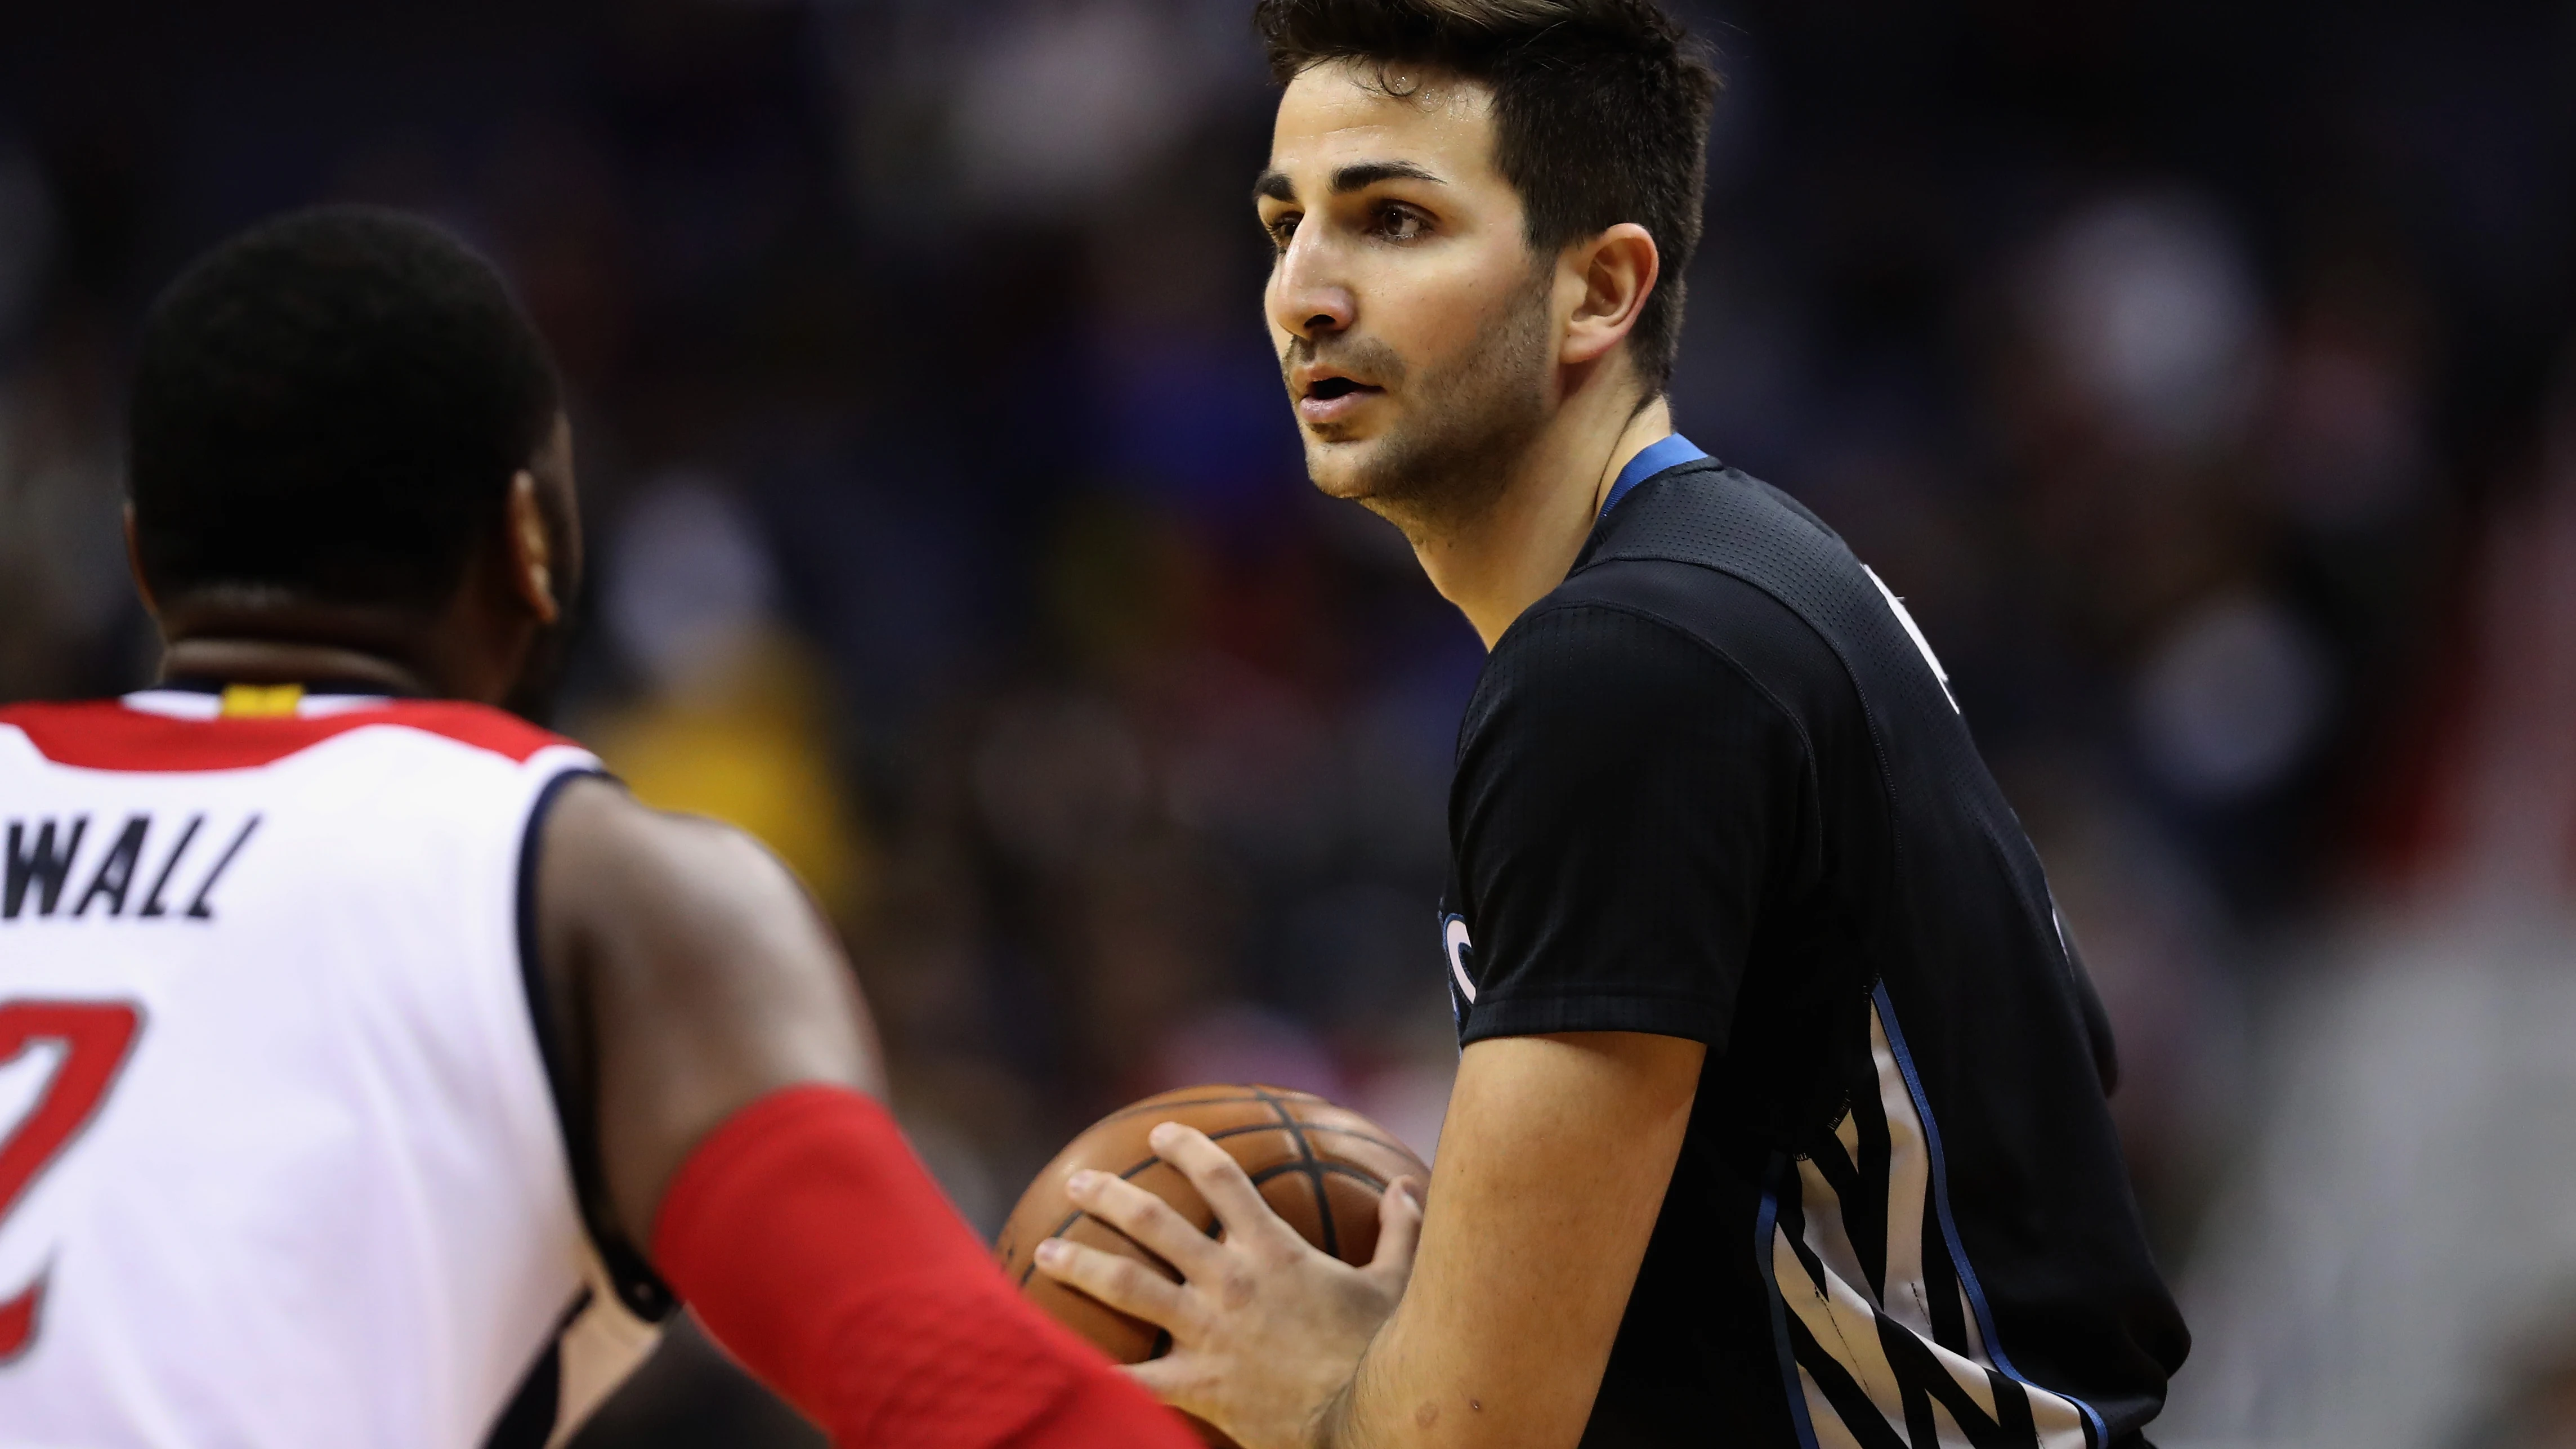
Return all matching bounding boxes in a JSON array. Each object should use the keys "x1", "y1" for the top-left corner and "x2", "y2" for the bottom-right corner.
[
  {"x1": 1032, "y1": 1237, "x2": 1188, "y2": 1329},
  {"x1": 1150, "y1": 1122, "x2": 1289, "y2": 1244},
  {"x1": 1066, "y1": 1168, "x2": 1226, "y2": 1279},
  {"x1": 1368, "y1": 1175, "x2": 1425, "y2": 1276},
  {"x1": 1121, "y1": 1354, "x2": 1218, "y2": 1423},
  {"x1": 1119, "y1": 1355, "x2": 1189, "y2": 1399}
]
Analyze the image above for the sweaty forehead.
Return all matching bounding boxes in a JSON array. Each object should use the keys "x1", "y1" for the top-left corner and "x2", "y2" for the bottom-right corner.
[{"x1": 1266, "y1": 60, "x2": 1497, "y2": 189}]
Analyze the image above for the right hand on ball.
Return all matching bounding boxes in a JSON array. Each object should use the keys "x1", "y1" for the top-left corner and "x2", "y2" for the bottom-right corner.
[{"x1": 1032, "y1": 1120, "x2": 1426, "y2": 1449}]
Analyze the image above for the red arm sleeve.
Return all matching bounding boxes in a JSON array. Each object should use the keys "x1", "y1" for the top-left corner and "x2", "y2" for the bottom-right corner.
[{"x1": 650, "y1": 1084, "x2": 1197, "y2": 1449}]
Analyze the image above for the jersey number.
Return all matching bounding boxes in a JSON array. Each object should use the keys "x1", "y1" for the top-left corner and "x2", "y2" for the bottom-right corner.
[{"x1": 0, "y1": 1000, "x2": 143, "y2": 1361}]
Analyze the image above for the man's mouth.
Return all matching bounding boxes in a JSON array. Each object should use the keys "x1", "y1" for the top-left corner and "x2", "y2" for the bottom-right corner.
[{"x1": 1298, "y1": 373, "x2": 1384, "y2": 426}]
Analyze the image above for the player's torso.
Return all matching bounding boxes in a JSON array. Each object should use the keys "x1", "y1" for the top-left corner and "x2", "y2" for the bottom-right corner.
[
  {"x1": 1447, "y1": 463, "x2": 2183, "y2": 1446},
  {"x1": 0, "y1": 686, "x2": 600, "y2": 1449}
]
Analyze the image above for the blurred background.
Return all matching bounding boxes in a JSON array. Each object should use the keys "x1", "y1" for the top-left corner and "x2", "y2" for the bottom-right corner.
[{"x1": 2, "y1": 1, "x2": 2573, "y2": 1444}]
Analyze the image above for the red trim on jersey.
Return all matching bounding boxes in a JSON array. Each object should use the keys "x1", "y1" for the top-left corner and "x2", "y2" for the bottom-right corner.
[{"x1": 0, "y1": 698, "x2": 576, "y2": 772}]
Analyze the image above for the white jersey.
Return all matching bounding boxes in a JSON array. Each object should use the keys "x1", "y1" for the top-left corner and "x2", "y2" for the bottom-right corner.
[{"x1": 0, "y1": 685, "x2": 659, "y2": 1449}]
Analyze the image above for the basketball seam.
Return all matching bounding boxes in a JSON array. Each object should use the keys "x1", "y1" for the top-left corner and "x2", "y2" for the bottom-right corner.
[
  {"x1": 1089, "y1": 1089, "x2": 1325, "y2": 1127},
  {"x1": 1255, "y1": 1085, "x2": 1339, "y2": 1262},
  {"x1": 1009, "y1": 1110, "x2": 1420, "y2": 1289},
  {"x1": 1249, "y1": 1160, "x2": 1389, "y2": 1191},
  {"x1": 1204, "y1": 1118, "x2": 1417, "y2": 1160},
  {"x1": 1016, "y1": 1153, "x2": 1220, "y2": 1288},
  {"x1": 1027, "y1": 1149, "x2": 1397, "y2": 1271}
]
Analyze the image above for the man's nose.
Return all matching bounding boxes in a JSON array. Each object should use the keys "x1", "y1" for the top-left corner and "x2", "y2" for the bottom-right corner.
[{"x1": 1269, "y1": 231, "x2": 1355, "y2": 341}]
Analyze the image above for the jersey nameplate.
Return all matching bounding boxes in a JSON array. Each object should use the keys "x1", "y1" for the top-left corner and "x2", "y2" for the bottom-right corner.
[{"x1": 2, "y1": 813, "x2": 261, "y2": 924}]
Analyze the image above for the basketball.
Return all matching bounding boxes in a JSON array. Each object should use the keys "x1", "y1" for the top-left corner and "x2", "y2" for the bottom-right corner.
[{"x1": 994, "y1": 1084, "x2": 1430, "y2": 1372}]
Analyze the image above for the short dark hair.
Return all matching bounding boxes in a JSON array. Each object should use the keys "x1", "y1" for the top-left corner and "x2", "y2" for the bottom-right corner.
[
  {"x1": 128, "y1": 205, "x2": 561, "y2": 612},
  {"x1": 1255, "y1": 0, "x2": 1718, "y2": 391}
]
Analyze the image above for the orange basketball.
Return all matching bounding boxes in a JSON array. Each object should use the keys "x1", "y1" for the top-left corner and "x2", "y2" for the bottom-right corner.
[{"x1": 994, "y1": 1084, "x2": 1428, "y2": 1442}]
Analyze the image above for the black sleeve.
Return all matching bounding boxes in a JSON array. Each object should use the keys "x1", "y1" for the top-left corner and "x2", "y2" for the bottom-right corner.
[{"x1": 1450, "y1": 601, "x2": 1813, "y2": 1052}]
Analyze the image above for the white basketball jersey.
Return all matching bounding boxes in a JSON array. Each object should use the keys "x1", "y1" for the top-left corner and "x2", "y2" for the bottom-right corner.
[{"x1": 0, "y1": 685, "x2": 658, "y2": 1449}]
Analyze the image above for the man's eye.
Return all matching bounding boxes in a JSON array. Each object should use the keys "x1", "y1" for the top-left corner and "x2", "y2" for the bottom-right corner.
[
  {"x1": 1265, "y1": 215, "x2": 1300, "y2": 249},
  {"x1": 1375, "y1": 205, "x2": 1428, "y2": 242}
]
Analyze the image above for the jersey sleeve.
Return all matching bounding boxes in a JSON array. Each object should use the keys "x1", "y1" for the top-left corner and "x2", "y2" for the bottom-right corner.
[{"x1": 1450, "y1": 601, "x2": 1813, "y2": 1052}]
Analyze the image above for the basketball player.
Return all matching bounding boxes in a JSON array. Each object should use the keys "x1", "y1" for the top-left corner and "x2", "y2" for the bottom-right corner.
[
  {"x1": 0, "y1": 208, "x2": 1195, "y2": 1449},
  {"x1": 1031, "y1": 3, "x2": 2190, "y2": 1446}
]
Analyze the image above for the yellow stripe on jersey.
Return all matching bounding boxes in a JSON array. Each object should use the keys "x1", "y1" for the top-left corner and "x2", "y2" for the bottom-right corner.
[{"x1": 219, "y1": 683, "x2": 306, "y2": 718}]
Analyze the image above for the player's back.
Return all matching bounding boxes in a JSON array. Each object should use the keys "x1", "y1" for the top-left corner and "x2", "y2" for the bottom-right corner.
[{"x1": 0, "y1": 682, "x2": 621, "y2": 1448}]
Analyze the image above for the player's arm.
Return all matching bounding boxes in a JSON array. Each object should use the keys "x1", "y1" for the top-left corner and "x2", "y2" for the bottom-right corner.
[
  {"x1": 1038, "y1": 602, "x2": 1792, "y2": 1448},
  {"x1": 535, "y1": 775, "x2": 1195, "y2": 1448},
  {"x1": 1046, "y1": 1030, "x2": 1699, "y2": 1448},
  {"x1": 1325, "y1": 1030, "x2": 1701, "y2": 1446},
  {"x1": 536, "y1": 776, "x2": 882, "y2": 1226}
]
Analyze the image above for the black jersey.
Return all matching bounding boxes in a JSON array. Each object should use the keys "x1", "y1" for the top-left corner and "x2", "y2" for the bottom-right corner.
[{"x1": 1440, "y1": 456, "x2": 2188, "y2": 1447}]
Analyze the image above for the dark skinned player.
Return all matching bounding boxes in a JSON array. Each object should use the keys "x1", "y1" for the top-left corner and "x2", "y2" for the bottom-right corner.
[{"x1": 0, "y1": 206, "x2": 1195, "y2": 1449}]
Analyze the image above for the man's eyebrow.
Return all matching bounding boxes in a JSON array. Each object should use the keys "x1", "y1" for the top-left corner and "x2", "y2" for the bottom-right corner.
[
  {"x1": 1251, "y1": 159, "x2": 1448, "y2": 206},
  {"x1": 1331, "y1": 160, "x2": 1446, "y2": 194}
]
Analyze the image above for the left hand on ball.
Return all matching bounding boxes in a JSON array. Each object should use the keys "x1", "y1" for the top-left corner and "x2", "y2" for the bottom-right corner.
[{"x1": 1033, "y1": 1120, "x2": 1425, "y2": 1449}]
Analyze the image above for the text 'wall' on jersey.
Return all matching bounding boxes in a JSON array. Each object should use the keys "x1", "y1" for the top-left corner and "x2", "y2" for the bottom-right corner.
[{"x1": 2, "y1": 815, "x2": 261, "y2": 925}]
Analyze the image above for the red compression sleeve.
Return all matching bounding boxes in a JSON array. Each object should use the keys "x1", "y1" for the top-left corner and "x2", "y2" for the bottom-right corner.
[{"x1": 652, "y1": 1084, "x2": 1196, "y2": 1449}]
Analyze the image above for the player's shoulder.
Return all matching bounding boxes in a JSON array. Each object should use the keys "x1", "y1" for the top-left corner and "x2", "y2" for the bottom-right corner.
[
  {"x1": 1565, "y1": 462, "x2": 1956, "y2": 724},
  {"x1": 540, "y1": 774, "x2": 766, "y2": 864},
  {"x1": 1468, "y1": 585, "x2": 1835, "y2": 777},
  {"x1": 1490, "y1": 466, "x2": 1859, "y2": 729},
  {"x1": 1575, "y1": 461, "x2": 1873, "y2": 634},
  {"x1": 536, "y1": 776, "x2": 812, "y2": 940}
]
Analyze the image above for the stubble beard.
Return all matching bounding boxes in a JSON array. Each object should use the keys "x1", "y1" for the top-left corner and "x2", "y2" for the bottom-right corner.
[{"x1": 1294, "y1": 269, "x2": 1557, "y2": 547}]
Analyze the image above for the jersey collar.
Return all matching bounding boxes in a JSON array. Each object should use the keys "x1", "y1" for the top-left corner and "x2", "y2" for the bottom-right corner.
[
  {"x1": 131, "y1": 677, "x2": 412, "y2": 721},
  {"x1": 1600, "y1": 433, "x2": 1710, "y2": 518}
]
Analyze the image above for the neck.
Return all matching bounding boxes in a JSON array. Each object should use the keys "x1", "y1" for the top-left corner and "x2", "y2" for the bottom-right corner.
[
  {"x1": 147, "y1": 584, "x2": 527, "y2": 704},
  {"x1": 1411, "y1": 388, "x2": 1674, "y2": 649},
  {"x1": 158, "y1": 638, "x2": 437, "y2": 697}
]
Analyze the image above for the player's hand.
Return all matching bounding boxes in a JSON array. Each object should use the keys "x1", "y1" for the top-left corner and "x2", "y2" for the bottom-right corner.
[{"x1": 1032, "y1": 1120, "x2": 1425, "y2": 1449}]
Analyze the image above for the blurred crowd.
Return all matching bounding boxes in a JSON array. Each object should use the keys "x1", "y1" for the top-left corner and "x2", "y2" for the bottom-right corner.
[{"x1": 3, "y1": 2, "x2": 2573, "y2": 1444}]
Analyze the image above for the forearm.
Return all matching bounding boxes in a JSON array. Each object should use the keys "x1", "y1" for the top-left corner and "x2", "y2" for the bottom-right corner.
[
  {"x1": 652, "y1": 1084, "x2": 1195, "y2": 1448},
  {"x1": 1313, "y1": 1035, "x2": 1704, "y2": 1449},
  {"x1": 1312, "y1": 1318, "x2": 1405, "y2": 1449},
  {"x1": 1314, "y1": 1303, "x2": 1515, "y2": 1449}
]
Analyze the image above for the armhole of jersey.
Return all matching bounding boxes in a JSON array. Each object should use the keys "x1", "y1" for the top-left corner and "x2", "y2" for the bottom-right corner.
[
  {"x1": 482, "y1": 1256, "x2": 664, "y2": 1449},
  {"x1": 516, "y1": 767, "x2": 681, "y2": 1325}
]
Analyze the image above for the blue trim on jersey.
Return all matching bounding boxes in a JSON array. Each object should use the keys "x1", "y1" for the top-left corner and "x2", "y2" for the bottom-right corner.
[
  {"x1": 1755, "y1": 1155, "x2": 1824, "y2": 1449},
  {"x1": 1873, "y1": 982, "x2": 2109, "y2": 1448},
  {"x1": 1600, "y1": 433, "x2": 1709, "y2": 518}
]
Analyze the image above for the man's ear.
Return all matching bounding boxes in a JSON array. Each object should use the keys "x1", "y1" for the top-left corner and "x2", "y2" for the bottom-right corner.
[
  {"x1": 123, "y1": 504, "x2": 160, "y2": 620},
  {"x1": 1559, "y1": 222, "x2": 1661, "y2": 370},
  {"x1": 506, "y1": 471, "x2": 561, "y2": 626}
]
